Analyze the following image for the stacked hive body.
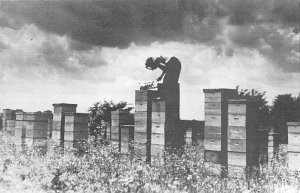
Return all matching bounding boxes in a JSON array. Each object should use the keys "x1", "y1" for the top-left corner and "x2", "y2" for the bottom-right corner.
[
  {"x1": 227, "y1": 99, "x2": 260, "y2": 177},
  {"x1": 14, "y1": 111, "x2": 52, "y2": 152},
  {"x1": 105, "y1": 122, "x2": 111, "y2": 140},
  {"x1": 52, "y1": 104, "x2": 77, "y2": 146},
  {"x1": 185, "y1": 128, "x2": 192, "y2": 145},
  {"x1": 180, "y1": 120, "x2": 205, "y2": 146},
  {"x1": 25, "y1": 112, "x2": 51, "y2": 152},
  {"x1": 268, "y1": 128, "x2": 279, "y2": 166},
  {"x1": 44, "y1": 110, "x2": 53, "y2": 139},
  {"x1": 203, "y1": 89, "x2": 237, "y2": 176},
  {"x1": 64, "y1": 113, "x2": 89, "y2": 152},
  {"x1": 120, "y1": 125, "x2": 134, "y2": 154},
  {"x1": 134, "y1": 89, "x2": 158, "y2": 162},
  {"x1": 0, "y1": 113, "x2": 3, "y2": 131},
  {"x1": 287, "y1": 122, "x2": 300, "y2": 171},
  {"x1": 2, "y1": 109, "x2": 16, "y2": 135},
  {"x1": 151, "y1": 83, "x2": 182, "y2": 162},
  {"x1": 14, "y1": 112, "x2": 25, "y2": 151},
  {"x1": 111, "y1": 111, "x2": 134, "y2": 151}
]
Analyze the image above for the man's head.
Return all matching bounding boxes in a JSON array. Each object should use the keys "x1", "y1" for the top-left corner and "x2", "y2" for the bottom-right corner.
[
  {"x1": 145, "y1": 56, "x2": 167, "y2": 70},
  {"x1": 145, "y1": 57, "x2": 157, "y2": 70}
]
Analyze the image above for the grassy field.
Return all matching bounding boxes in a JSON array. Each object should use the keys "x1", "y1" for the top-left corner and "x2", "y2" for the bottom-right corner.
[{"x1": 1, "y1": 133, "x2": 300, "y2": 193}]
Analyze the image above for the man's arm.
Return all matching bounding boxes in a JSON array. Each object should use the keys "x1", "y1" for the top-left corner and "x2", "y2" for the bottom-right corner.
[{"x1": 157, "y1": 71, "x2": 166, "y2": 82}]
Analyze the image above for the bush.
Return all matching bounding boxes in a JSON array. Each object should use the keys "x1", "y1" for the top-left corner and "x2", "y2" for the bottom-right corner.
[{"x1": 1, "y1": 133, "x2": 300, "y2": 192}]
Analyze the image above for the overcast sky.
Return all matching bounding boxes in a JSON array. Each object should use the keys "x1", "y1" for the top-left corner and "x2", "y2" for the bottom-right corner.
[{"x1": 0, "y1": 0, "x2": 299, "y2": 120}]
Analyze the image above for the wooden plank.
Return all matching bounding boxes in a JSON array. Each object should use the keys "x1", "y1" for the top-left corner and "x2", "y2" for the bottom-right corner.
[
  {"x1": 205, "y1": 102, "x2": 222, "y2": 115},
  {"x1": 288, "y1": 133, "x2": 300, "y2": 144},
  {"x1": 228, "y1": 139, "x2": 246, "y2": 152},
  {"x1": 205, "y1": 132, "x2": 221, "y2": 139},
  {"x1": 135, "y1": 101, "x2": 149, "y2": 112},
  {"x1": 152, "y1": 112, "x2": 166, "y2": 122},
  {"x1": 134, "y1": 112, "x2": 148, "y2": 122},
  {"x1": 228, "y1": 103, "x2": 246, "y2": 115},
  {"x1": 204, "y1": 138, "x2": 221, "y2": 151},
  {"x1": 228, "y1": 126, "x2": 246, "y2": 139},
  {"x1": 204, "y1": 126, "x2": 221, "y2": 135},
  {"x1": 288, "y1": 144, "x2": 300, "y2": 152},
  {"x1": 204, "y1": 114, "x2": 221, "y2": 127},
  {"x1": 65, "y1": 122, "x2": 88, "y2": 132},
  {"x1": 135, "y1": 90, "x2": 158, "y2": 101},
  {"x1": 151, "y1": 122, "x2": 165, "y2": 133},
  {"x1": 152, "y1": 101, "x2": 166, "y2": 112},
  {"x1": 288, "y1": 152, "x2": 300, "y2": 171},
  {"x1": 228, "y1": 114, "x2": 246, "y2": 127},
  {"x1": 52, "y1": 121, "x2": 62, "y2": 131},
  {"x1": 51, "y1": 130, "x2": 62, "y2": 140},
  {"x1": 204, "y1": 92, "x2": 222, "y2": 102},
  {"x1": 134, "y1": 121, "x2": 147, "y2": 133}
]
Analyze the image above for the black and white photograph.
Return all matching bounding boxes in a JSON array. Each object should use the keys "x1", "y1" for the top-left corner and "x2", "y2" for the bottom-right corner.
[{"x1": 0, "y1": 0, "x2": 299, "y2": 192}]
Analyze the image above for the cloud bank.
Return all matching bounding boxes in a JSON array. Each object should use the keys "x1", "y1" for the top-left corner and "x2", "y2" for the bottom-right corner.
[
  {"x1": 0, "y1": 0, "x2": 299, "y2": 118},
  {"x1": 1, "y1": 0, "x2": 299, "y2": 73}
]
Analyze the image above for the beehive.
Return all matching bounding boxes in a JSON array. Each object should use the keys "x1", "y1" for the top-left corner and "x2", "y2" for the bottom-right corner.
[
  {"x1": 287, "y1": 122, "x2": 300, "y2": 171},
  {"x1": 2, "y1": 109, "x2": 16, "y2": 135},
  {"x1": 227, "y1": 99, "x2": 260, "y2": 178},
  {"x1": 52, "y1": 103, "x2": 77, "y2": 146},
  {"x1": 64, "y1": 113, "x2": 89, "y2": 152},
  {"x1": 134, "y1": 89, "x2": 158, "y2": 162},
  {"x1": 120, "y1": 125, "x2": 134, "y2": 154},
  {"x1": 180, "y1": 120, "x2": 205, "y2": 146},
  {"x1": 14, "y1": 111, "x2": 52, "y2": 153},
  {"x1": 111, "y1": 111, "x2": 134, "y2": 151},
  {"x1": 203, "y1": 89, "x2": 237, "y2": 176}
]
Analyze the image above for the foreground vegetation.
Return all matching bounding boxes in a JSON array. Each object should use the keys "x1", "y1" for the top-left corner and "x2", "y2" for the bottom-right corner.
[{"x1": 1, "y1": 133, "x2": 300, "y2": 193}]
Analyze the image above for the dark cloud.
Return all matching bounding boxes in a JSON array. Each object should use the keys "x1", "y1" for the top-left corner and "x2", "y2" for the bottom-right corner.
[
  {"x1": 0, "y1": 0, "x2": 299, "y2": 72},
  {"x1": 0, "y1": 0, "x2": 222, "y2": 49}
]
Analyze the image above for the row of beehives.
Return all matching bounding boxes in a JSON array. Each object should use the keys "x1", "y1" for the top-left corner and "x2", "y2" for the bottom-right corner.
[
  {"x1": 203, "y1": 89, "x2": 300, "y2": 177},
  {"x1": 0, "y1": 104, "x2": 89, "y2": 153},
  {"x1": 203, "y1": 89, "x2": 269, "y2": 177},
  {"x1": 107, "y1": 88, "x2": 204, "y2": 163},
  {"x1": 108, "y1": 110, "x2": 204, "y2": 161}
]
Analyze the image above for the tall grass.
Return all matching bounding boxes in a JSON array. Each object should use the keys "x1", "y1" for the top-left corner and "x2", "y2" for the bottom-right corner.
[{"x1": 0, "y1": 132, "x2": 300, "y2": 193}]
